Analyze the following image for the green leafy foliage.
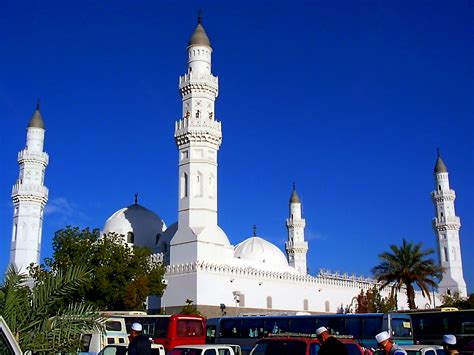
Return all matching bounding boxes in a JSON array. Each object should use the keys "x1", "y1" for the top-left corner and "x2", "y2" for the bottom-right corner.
[
  {"x1": 441, "y1": 292, "x2": 474, "y2": 309},
  {"x1": 39, "y1": 226, "x2": 167, "y2": 310},
  {"x1": 372, "y1": 239, "x2": 442, "y2": 309},
  {"x1": 0, "y1": 265, "x2": 104, "y2": 353},
  {"x1": 180, "y1": 299, "x2": 202, "y2": 316},
  {"x1": 355, "y1": 286, "x2": 397, "y2": 313}
]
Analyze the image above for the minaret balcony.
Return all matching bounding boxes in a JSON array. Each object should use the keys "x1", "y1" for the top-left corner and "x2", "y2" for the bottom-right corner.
[
  {"x1": 18, "y1": 150, "x2": 49, "y2": 165},
  {"x1": 432, "y1": 216, "x2": 461, "y2": 230},
  {"x1": 180, "y1": 72, "x2": 218, "y2": 86},
  {"x1": 179, "y1": 74, "x2": 218, "y2": 96},
  {"x1": 12, "y1": 183, "x2": 49, "y2": 198},
  {"x1": 431, "y1": 190, "x2": 456, "y2": 201}
]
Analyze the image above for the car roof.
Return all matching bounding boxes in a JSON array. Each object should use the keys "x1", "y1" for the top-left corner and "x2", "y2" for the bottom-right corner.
[{"x1": 174, "y1": 345, "x2": 234, "y2": 350}]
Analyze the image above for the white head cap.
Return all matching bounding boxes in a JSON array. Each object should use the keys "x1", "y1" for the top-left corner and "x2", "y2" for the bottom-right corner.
[
  {"x1": 131, "y1": 322, "x2": 143, "y2": 332},
  {"x1": 375, "y1": 331, "x2": 390, "y2": 343},
  {"x1": 316, "y1": 326, "x2": 328, "y2": 335},
  {"x1": 443, "y1": 334, "x2": 456, "y2": 345}
]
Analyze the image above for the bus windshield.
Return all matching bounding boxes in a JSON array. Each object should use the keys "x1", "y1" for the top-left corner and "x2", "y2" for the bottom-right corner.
[{"x1": 391, "y1": 317, "x2": 413, "y2": 338}]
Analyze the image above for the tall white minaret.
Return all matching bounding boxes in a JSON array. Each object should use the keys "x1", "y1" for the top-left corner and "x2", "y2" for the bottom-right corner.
[
  {"x1": 432, "y1": 150, "x2": 467, "y2": 297},
  {"x1": 171, "y1": 17, "x2": 231, "y2": 264},
  {"x1": 10, "y1": 102, "x2": 49, "y2": 273},
  {"x1": 285, "y1": 184, "x2": 308, "y2": 275}
]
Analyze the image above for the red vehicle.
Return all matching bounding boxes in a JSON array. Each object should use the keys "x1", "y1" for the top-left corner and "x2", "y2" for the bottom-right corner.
[
  {"x1": 104, "y1": 313, "x2": 206, "y2": 352},
  {"x1": 249, "y1": 334, "x2": 368, "y2": 355}
]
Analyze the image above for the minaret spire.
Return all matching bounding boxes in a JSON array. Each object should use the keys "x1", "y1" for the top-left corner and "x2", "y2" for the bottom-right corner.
[
  {"x1": 10, "y1": 103, "x2": 49, "y2": 272},
  {"x1": 285, "y1": 184, "x2": 308, "y2": 275},
  {"x1": 431, "y1": 151, "x2": 467, "y2": 297},
  {"x1": 170, "y1": 17, "x2": 230, "y2": 266}
]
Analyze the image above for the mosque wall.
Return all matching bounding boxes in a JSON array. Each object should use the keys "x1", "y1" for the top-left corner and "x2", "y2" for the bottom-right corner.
[{"x1": 161, "y1": 261, "x2": 439, "y2": 315}]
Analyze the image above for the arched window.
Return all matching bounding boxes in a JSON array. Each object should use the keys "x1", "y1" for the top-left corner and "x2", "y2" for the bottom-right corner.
[
  {"x1": 443, "y1": 247, "x2": 449, "y2": 262},
  {"x1": 181, "y1": 173, "x2": 188, "y2": 198},
  {"x1": 267, "y1": 296, "x2": 272, "y2": 309},
  {"x1": 127, "y1": 232, "x2": 134, "y2": 244},
  {"x1": 304, "y1": 299, "x2": 309, "y2": 311},
  {"x1": 325, "y1": 301, "x2": 330, "y2": 312},
  {"x1": 156, "y1": 233, "x2": 161, "y2": 245}
]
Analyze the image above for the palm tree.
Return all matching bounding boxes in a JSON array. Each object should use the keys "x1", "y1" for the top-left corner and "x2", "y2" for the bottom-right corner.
[
  {"x1": 0, "y1": 265, "x2": 105, "y2": 353},
  {"x1": 372, "y1": 239, "x2": 443, "y2": 309}
]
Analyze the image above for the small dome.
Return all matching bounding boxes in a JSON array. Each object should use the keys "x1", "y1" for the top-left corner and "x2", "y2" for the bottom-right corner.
[
  {"x1": 103, "y1": 203, "x2": 166, "y2": 250},
  {"x1": 188, "y1": 22, "x2": 211, "y2": 47},
  {"x1": 289, "y1": 189, "x2": 301, "y2": 204},
  {"x1": 434, "y1": 156, "x2": 448, "y2": 173},
  {"x1": 234, "y1": 236, "x2": 291, "y2": 271},
  {"x1": 28, "y1": 108, "x2": 45, "y2": 129}
]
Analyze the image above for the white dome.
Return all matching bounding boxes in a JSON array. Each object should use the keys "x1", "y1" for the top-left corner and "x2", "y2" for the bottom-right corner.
[
  {"x1": 103, "y1": 203, "x2": 166, "y2": 250},
  {"x1": 234, "y1": 236, "x2": 293, "y2": 272}
]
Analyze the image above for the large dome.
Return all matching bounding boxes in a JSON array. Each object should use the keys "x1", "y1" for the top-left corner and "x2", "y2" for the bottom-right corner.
[
  {"x1": 103, "y1": 203, "x2": 166, "y2": 250},
  {"x1": 234, "y1": 236, "x2": 294, "y2": 272}
]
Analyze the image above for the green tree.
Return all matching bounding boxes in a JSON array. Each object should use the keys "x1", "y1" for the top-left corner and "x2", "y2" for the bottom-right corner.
[
  {"x1": 0, "y1": 265, "x2": 104, "y2": 353},
  {"x1": 180, "y1": 299, "x2": 202, "y2": 316},
  {"x1": 39, "y1": 226, "x2": 167, "y2": 310},
  {"x1": 355, "y1": 286, "x2": 397, "y2": 313},
  {"x1": 441, "y1": 292, "x2": 474, "y2": 309},
  {"x1": 372, "y1": 239, "x2": 442, "y2": 309}
]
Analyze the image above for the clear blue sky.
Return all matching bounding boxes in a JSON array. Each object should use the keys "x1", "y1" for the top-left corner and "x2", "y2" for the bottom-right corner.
[{"x1": 1, "y1": 1, "x2": 473, "y2": 295}]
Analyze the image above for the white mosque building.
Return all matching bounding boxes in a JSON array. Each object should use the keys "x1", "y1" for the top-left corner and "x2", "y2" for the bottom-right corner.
[{"x1": 9, "y1": 18, "x2": 467, "y2": 316}]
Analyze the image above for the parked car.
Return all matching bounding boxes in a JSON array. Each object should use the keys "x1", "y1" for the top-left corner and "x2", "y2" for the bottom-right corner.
[
  {"x1": 249, "y1": 334, "x2": 367, "y2": 355},
  {"x1": 0, "y1": 316, "x2": 22, "y2": 355},
  {"x1": 168, "y1": 344, "x2": 239, "y2": 355},
  {"x1": 99, "y1": 343, "x2": 165, "y2": 355}
]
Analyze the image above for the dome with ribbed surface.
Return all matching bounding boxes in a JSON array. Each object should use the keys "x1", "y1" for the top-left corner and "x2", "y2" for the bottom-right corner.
[
  {"x1": 28, "y1": 108, "x2": 45, "y2": 129},
  {"x1": 188, "y1": 22, "x2": 211, "y2": 47}
]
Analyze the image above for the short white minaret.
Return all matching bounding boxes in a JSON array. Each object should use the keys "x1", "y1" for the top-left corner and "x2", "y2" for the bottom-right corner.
[
  {"x1": 10, "y1": 102, "x2": 49, "y2": 273},
  {"x1": 171, "y1": 17, "x2": 232, "y2": 265},
  {"x1": 285, "y1": 184, "x2": 308, "y2": 275},
  {"x1": 432, "y1": 150, "x2": 467, "y2": 297}
]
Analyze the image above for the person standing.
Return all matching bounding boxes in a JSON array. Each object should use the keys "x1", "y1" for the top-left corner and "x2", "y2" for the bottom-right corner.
[
  {"x1": 442, "y1": 334, "x2": 459, "y2": 355},
  {"x1": 316, "y1": 326, "x2": 348, "y2": 355},
  {"x1": 375, "y1": 331, "x2": 407, "y2": 355},
  {"x1": 128, "y1": 322, "x2": 152, "y2": 355}
]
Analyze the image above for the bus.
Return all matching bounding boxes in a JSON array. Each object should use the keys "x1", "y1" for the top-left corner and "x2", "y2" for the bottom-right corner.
[
  {"x1": 102, "y1": 312, "x2": 206, "y2": 352},
  {"x1": 409, "y1": 309, "x2": 474, "y2": 349},
  {"x1": 207, "y1": 313, "x2": 413, "y2": 354}
]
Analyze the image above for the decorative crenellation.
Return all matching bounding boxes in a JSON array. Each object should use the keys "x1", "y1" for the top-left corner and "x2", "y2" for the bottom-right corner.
[
  {"x1": 11, "y1": 183, "x2": 49, "y2": 205},
  {"x1": 174, "y1": 118, "x2": 222, "y2": 147},
  {"x1": 164, "y1": 260, "x2": 379, "y2": 291},
  {"x1": 179, "y1": 73, "x2": 218, "y2": 98},
  {"x1": 17, "y1": 150, "x2": 49, "y2": 166}
]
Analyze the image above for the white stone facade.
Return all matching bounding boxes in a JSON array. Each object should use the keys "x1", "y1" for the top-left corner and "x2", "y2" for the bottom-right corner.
[
  {"x1": 10, "y1": 105, "x2": 49, "y2": 273},
  {"x1": 432, "y1": 154, "x2": 467, "y2": 297}
]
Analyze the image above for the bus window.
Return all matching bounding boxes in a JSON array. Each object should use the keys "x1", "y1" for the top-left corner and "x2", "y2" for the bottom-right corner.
[
  {"x1": 241, "y1": 318, "x2": 264, "y2": 338},
  {"x1": 345, "y1": 317, "x2": 362, "y2": 338},
  {"x1": 177, "y1": 319, "x2": 204, "y2": 337},
  {"x1": 206, "y1": 324, "x2": 216, "y2": 342},
  {"x1": 290, "y1": 317, "x2": 317, "y2": 334},
  {"x1": 263, "y1": 318, "x2": 289, "y2": 335},
  {"x1": 391, "y1": 318, "x2": 412, "y2": 338},
  {"x1": 327, "y1": 318, "x2": 345, "y2": 335},
  {"x1": 362, "y1": 316, "x2": 383, "y2": 339},
  {"x1": 220, "y1": 319, "x2": 241, "y2": 338}
]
